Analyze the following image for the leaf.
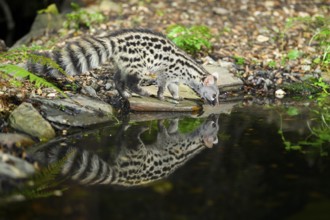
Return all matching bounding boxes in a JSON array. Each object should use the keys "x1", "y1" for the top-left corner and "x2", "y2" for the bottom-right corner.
[
  {"x1": 287, "y1": 49, "x2": 301, "y2": 60},
  {"x1": 0, "y1": 64, "x2": 66, "y2": 97},
  {"x1": 290, "y1": 145, "x2": 302, "y2": 150},
  {"x1": 287, "y1": 107, "x2": 299, "y2": 116},
  {"x1": 38, "y1": 3, "x2": 59, "y2": 15}
]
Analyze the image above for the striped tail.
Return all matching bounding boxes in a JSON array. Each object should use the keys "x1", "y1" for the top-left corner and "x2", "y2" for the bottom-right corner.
[
  {"x1": 33, "y1": 145, "x2": 116, "y2": 185},
  {"x1": 24, "y1": 36, "x2": 113, "y2": 79}
]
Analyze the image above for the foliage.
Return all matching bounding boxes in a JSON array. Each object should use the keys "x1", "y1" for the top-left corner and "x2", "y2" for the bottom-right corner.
[
  {"x1": 37, "y1": 3, "x2": 59, "y2": 15},
  {"x1": 233, "y1": 56, "x2": 246, "y2": 65},
  {"x1": 267, "y1": 60, "x2": 277, "y2": 68},
  {"x1": 0, "y1": 64, "x2": 64, "y2": 95},
  {"x1": 178, "y1": 117, "x2": 205, "y2": 133},
  {"x1": 281, "y1": 49, "x2": 301, "y2": 65},
  {"x1": 285, "y1": 15, "x2": 330, "y2": 70},
  {"x1": 281, "y1": 77, "x2": 323, "y2": 95},
  {"x1": 166, "y1": 24, "x2": 213, "y2": 55},
  {"x1": 63, "y1": 3, "x2": 105, "y2": 30},
  {"x1": 279, "y1": 89, "x2": 330, "y2": 157},
  {"x1": 17, "y1": 149, "x2": 76, "y2": 200},
  {"x1": 0, "y1": 46, "x2": 67, "y2": 96}
]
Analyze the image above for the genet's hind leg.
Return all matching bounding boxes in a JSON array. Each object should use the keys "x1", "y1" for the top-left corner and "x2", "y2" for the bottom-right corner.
[
  {"x1": 114, "y1": 70, "x2": 130, "y2": 98},
  {"x1": 167, "y1": 82, "x2": 181, "y2": 100},
  {"x1": 126, "y1": 73, "x2": 151, "y2": 97}
]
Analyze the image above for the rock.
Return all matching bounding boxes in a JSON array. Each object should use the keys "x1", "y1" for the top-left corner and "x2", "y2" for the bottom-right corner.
[
  {"x1": 218, "y1": 60, "x2": 235, "y2": 69},
  {"x1": 99, "y1": 1, "x2": 122, "y2": 13},
  {"x1": 301, "y1": 65, "x2": 311, "y2": 72},
  {"x1": 213, "y1": 7, "x2": 229, "y2": 15},
  {"x1": 0, "y1": 153, "x2": 35, "y2": 179},
  {"x1": 201, "y1": 101, "x2": 239, "y2": 117},
  {"x1": 0, "y1": 39, "x2": 7, "y2": 52},
  {"x1": 31, "y1": 94, "x2": 114, "y2": 127},
  {"x1": 129, "y1": 96, "x2": 202, "y2": 112},
  {"x1": 140, "y1": 84, "x2": 200, "y2": 101},
  {"x1": 12, "y1": 13, "x2": 63, "y2": 48},
  {"x1": 9, "y1": 102, "x2": 55, "y2": 140},
  {"x1": 105, "y1": 82, "x2": 112, "y2": 90},
  {"x1": 204, "y1": 64, "x2": 243, "y2": 92},
  {"x1": 256, "y1": 35, "x2": 269, "y2": 43},
  {"x1": 275, "y1": 89, "x2": 286, "y2": 98},
  {"x1": 81, "y1": 85, "x2": 98, "y2": 97}
]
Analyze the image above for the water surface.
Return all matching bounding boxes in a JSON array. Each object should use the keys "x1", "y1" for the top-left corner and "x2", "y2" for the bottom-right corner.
[{"x1": 1, "y1": 102, "x2": 330, "y2": 220}]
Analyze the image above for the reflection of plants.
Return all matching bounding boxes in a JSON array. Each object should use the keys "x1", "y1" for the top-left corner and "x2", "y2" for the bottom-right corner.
[
  {"x1": 285, "y1": 15, "x2": 330, "y2": 70},
  {"x1": 279, "y1": 104, "x2": 330, "y2": 156},
  {"x1": 178, "y1": 117, "x2": 204, "y2": 133},
  {"x1": 166, "y1": 24, "x2": 212, "y2": 55},
  {"x1": 18, "y1": 149, "x2": 76, "y2": 200}
]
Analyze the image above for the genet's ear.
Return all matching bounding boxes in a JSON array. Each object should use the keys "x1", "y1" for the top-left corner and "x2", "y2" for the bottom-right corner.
[
  {"x1": 212, "y1": 72, "x2": 219, "y2": 81},
  {"x1": 203, "y1": 75, "x2": 216, "y2": 86}
]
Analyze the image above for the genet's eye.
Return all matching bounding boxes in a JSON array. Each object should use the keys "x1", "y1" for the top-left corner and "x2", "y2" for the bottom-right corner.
[
  {"x1": 212, "y1": 94, "x2": 216, "y2": 99},
  {"x1": 211, "y1": 122, "x2": 216, "y2": 128}
]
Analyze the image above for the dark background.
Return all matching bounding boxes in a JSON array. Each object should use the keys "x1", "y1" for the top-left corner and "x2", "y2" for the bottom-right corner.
[{"x1": 0, "y1": 0, "x2": 80, "y2": 46}]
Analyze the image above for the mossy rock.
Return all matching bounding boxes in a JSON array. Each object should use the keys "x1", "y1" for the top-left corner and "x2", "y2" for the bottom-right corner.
[{"x1": 281, "y1": 78, "x2": 323, "y2": 95}]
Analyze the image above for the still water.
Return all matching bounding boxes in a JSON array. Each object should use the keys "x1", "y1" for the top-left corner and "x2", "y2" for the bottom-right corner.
[{"x1": 1, "y1": 101, "x2": 330, "y2": 220}]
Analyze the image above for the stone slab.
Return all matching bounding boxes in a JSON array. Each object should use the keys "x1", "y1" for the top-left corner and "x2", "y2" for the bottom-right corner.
[
  {"x1": 129, "y1": 96, "x2": 202, "y2": 112},
  {"x1": 204, "y1": 64, "x2": 243, "y2": 92}
]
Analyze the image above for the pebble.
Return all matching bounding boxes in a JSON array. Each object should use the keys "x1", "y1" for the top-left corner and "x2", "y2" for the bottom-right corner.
[
  {"x1": 81, "y1": 86, "x2": 98, "y2": 97},
  {"x1": 256, "y1": 35, "x2": 269, "y2": 43},
  {"x1": 47, "y1": 93, "x2": 57, "y2": 98},
  {"x1": 275, "y1": 89, "x2": 286, "y2": 98},
  {"x1": 213, "y1": 7, "x2": 229, "y2": 15},
  {"x1": 264, "y1": 79, "x2": 273, "y2": 86},
  {"x1": 105, "y1": 82, "x2": 112, "y2": 90},
  {"x1": 301, "y1": 65, "x2": 311, "y2": 72}
]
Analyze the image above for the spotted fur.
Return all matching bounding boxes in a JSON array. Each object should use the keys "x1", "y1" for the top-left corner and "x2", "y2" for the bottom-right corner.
[
  {"x1": 24, "y1": 29, "x2": 219, "y2": 104},
  {"x1": 32, "y1": 115, "x2": 219, "y2": 186}
]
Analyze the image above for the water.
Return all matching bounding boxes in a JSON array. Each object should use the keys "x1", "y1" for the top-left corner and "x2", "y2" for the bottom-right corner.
[{"x1": 1, "y1": 102, "x2": 330, "y2": 220}]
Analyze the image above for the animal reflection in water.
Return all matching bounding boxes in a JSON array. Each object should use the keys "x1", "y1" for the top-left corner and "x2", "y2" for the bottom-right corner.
[{"x1": 33, "y1": 115, "x2": 219, "y2": 187}]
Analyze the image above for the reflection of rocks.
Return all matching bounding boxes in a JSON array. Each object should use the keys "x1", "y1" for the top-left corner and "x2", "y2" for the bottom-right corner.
[
  {"x1": 32, "y1": 115, "x2": 219, "y2": 186},
  {"x1": 0, "y1": 133, "x2": 35, "y2": 149},
  {"x1": 0, "y1": 153, "x2": 35, "y2": 179}
]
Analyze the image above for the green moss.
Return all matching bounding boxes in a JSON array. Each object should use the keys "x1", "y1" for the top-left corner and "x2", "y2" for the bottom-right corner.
[{"x1": 281, "y1": 78, "x2": 323, "y2": 95}]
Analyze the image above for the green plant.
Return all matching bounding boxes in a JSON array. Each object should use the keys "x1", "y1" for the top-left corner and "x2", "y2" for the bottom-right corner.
[
  {"x1": 233, "y1": 56, "x2": 245, "y2": 65},
  {"x1": 38, "y1": 3, "x2": 59, "y2": 15},
  {"x1": 285, "y1": 15, "x2": 330, "y2": 70},
  {"x1": 0, "y1": 47, "x2": 67, "y2": 96},
  {"x1": 313, "y1": 77, "x2": 330, "y2": 94},
  {"x1": 63, "y1": 3, "x2": 105, "y2": 30},
  {"x1": 267, "y1": 60, "x2": 277, "y2": 68},
  {"x1": 281, "y1": 77, "x2": 324, "y2": 96},
  {"x1": 0, "y1": 64, "x2": 66, "y2": 96},
  {"x1": 281, "y1": 49, "x2": 301, "y2": 65},
  {"x1": 166, "y1": 24, "x2": 213, "y2": 55},
  {"x1": 279, "y1": 107, "x2": 330, "y2": 157},
  {"x1": 310, "y1": 26, "x2": 330, "y2": 68}
]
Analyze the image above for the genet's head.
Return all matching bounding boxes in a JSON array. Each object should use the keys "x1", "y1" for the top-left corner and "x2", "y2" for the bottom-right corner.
[{"x1": 200, "y1": 73, "x2": 219, "y2": 105}]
